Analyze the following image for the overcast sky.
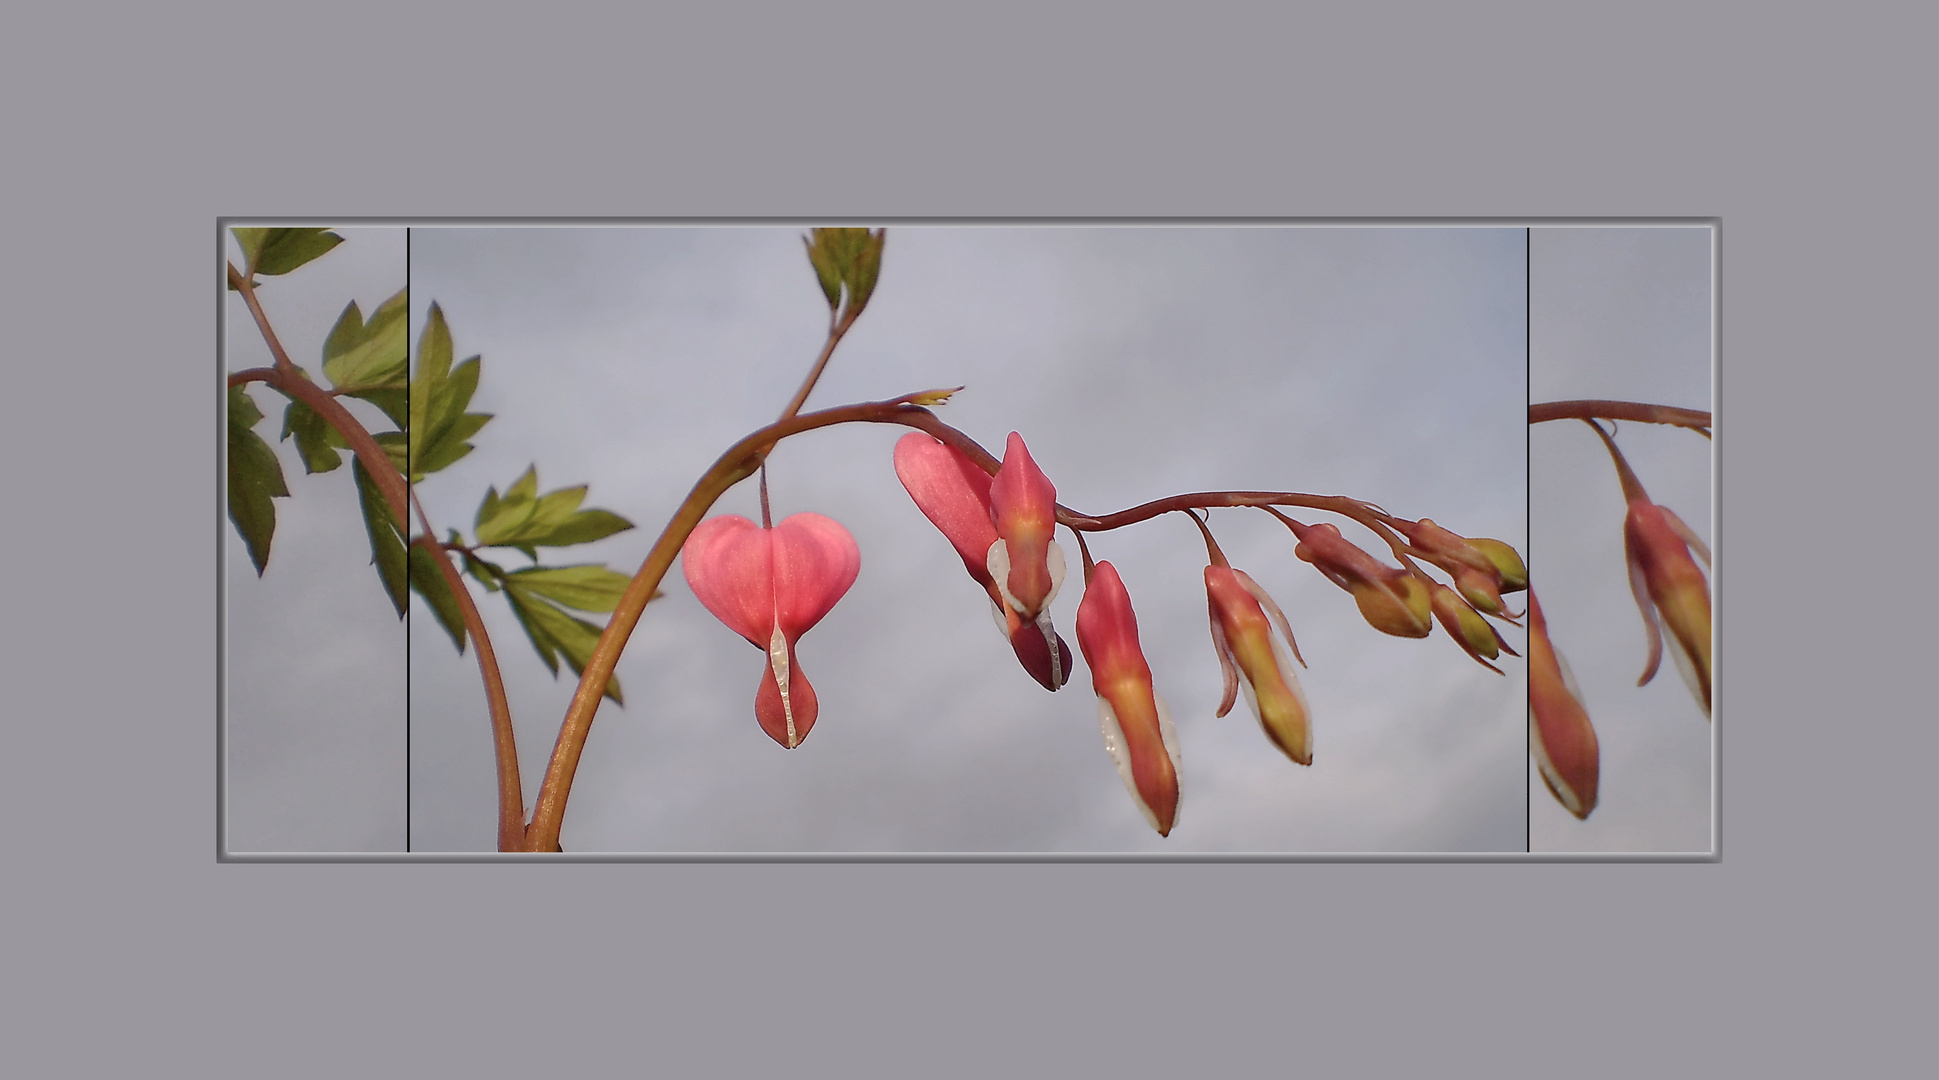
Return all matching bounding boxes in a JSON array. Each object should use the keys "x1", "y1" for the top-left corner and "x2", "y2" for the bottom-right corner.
[
  {"x1": 403, "y1": 226, "x2": 1529, "y2": 853},
  {"x1": 1530, "y1": 226, "x2": 1714, "y2": 853}
]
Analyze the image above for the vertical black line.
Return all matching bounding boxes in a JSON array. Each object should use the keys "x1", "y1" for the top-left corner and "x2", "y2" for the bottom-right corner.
[{"x1": 1523, "y1": 225, "x2": 1532, "y2": 853}]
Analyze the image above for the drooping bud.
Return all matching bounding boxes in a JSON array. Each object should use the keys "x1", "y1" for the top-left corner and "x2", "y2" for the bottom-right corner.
[
  {"x1": 1284, "y1": 518, "x2": 1433, "y2": 638},
  {"x1": 1528, "y1": 591, "x2": 1599, "y2": 819},
  {"x1": 682, "y1": 512, "x2": 860, "y2": 748},
  {"x1": 1075, "y1": 560, "x2": 1180, "y2": 836},
  {"x1": 1626, "y1": 500, "x2": 1712, "y2": 717},
  {"x1": 1584, "y1": 419, "x2": 1711, "y2": 718},
  {"x1": 1205, "y1": 565, "x2": 1312, "y2": 765},
  {"x1": 986, "y1": 432, "x2": 1065, "y2": 623},
  {"x1": 1429, "y1": 583, "x2": 1517, "y2": 671}
]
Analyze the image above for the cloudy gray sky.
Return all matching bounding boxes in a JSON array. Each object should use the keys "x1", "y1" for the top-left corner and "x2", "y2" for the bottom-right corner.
[
  {"x1": 404, "y1": 227, "x2": 1529, "y2": 853},
  {"x1": 1530, "y1": 226, "x2": 1715, "y2": 853}
]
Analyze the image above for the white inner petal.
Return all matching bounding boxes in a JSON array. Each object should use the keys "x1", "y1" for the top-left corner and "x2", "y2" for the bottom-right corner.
[
  {"x1": 768, "y1": 623, "x2": 796, "y2": 748},
  {"x1": 1096, "y1": 698, "x2": 1162, "y2": 835}
]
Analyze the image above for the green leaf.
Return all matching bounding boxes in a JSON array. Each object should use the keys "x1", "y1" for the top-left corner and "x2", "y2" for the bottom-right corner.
[
  {"x1": 535, "y1": 508, "x2": 634, "y2": 547},
  {"x1": 408, "y1": 544, "x2": 468, "y2": 652},
  {"x1": 473, "y1": 465, "x2": 635, "y2": 550},
  {"x1": 235, "y1": 227, "x2": 344, "y2": 277},
  {"x1": 374, "y1": 431, "x2": 410, "y2": 473},
  {"x1": 413, "y1": 409, "x2": 492, "y2": 477},
  {"x1": 504, "y1": 565, "x2": 636, "y2": 613},
  {"x1": 323, "y1": 287, "x2": 409, "y2": 391},
  {"x1": 803, "y1": 227, "x2": 887, "y2": 318},
  {"x1": 408, "y1": 304, "x2": 452, "y2": 470},
  {"x1": 231, "y1": 228, "x2": 270, "y2": 271},
  {"x1": 408, "y1": 305, "x2": 492, "y2": 483},
  {"x1": 504, "y1": 586, "x2": 625, "y2": 704},
  {"x1": 354, "y1": 460, "x2": 408, "y2": 618},
  {"x1": 804, "y1": 234, "x2": 842, "y2": 309},
  {"x1": 227, "y1": 385, "x2": 289, "y2": 575},
  {"x1": 344, "y1": 386, "x2": 409, "y2": 431},
  {"x1": 850, "y1": 229, "x2": 886, "y2": 313},
  {"x1": 281, "y1": 397, "x2": 345, "y2": 474}
]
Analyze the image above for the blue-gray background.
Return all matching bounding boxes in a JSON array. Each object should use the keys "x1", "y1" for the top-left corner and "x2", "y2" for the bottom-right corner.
[{"x1": 404, "y1": 226, "x2": 1529, "y2": 853}]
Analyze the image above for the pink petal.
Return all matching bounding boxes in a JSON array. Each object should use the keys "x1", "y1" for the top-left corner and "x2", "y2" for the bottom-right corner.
[
  {"x1": 893, "y1": 433, "x2": 997, "y2": 585},
  {"x1": 769, "y1": 513, "x2": 860, "y2": 640},
  {"x1": 681, "y1": 515, "x2": 774, "y2": 645}
]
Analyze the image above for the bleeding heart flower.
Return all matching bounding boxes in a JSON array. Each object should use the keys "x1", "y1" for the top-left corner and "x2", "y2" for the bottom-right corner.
[
  {"x1": 893, "y1": 432, "x2": 1070, "y2": 690},
  {"x1": 681, "y1": 512, "x2": 860, "y2": 748},
  {"x1": 1204, "y1": 564, "x2": 1312, "y2": 766},
  {"x1": 1528, "y1": 590, "x2": 1599, "y2": 819},
  {"x1": 1076, "y1": 560, "x2": 1180, "y2": 836}
]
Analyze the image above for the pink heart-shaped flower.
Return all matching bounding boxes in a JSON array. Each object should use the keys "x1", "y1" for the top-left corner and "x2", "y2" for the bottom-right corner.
[{"x1": 682, "y1": 512, "x2": 860, "y2": 747}]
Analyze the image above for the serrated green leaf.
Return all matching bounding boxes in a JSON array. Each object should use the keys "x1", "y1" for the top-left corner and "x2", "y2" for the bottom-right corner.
[
  {"x1": 537, "y1": 508, "x2": 635, "y2": 547},
  {"x1": 408, "y1": 544, "x2": 468, "y2": 652},
  {"x1": 473, "y1": 465, "x2": 634, "y2": 549},
  {"x1": 504, "y1": 565, "x2": 635, "y2": 612},
  {"x1": 354, "y1": 460, "x2": 408, "y2": 618},
  {"x1": 228, "y1": 385, "x2": 289, "y2": 575},
  {"x1": 413, "y1": 410, "x2": 492, "y2": 479},
  {"x1": 281, "y1": 398, "x2": 345, "y2": 474},
  {"x1": 323, "y1": 287, "x2": 409, "y2": 391},
  {"x1": 504, "y1": 587, "x2": 624, "y2": 704},
  {"x1": 241, "y1": 228, "x2": 344, "y2": 277},
  {"x1": 409, "y1": 304, "x2": 453, "y2": 471},
  {"x1": 505, "y1": 465, "x2": 538, "y2": 503}
]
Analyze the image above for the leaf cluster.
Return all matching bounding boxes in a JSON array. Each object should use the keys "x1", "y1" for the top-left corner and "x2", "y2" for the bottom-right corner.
[
  {"x1": 226, "y1": 232, "x2": 648, "y2": 710},
  {"x1": 803, "y1": 227, "x2": 886, "y2": 324}
]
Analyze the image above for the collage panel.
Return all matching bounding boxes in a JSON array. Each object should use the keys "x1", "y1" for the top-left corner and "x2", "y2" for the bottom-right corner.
[
  {"x1": 1528, "y1": 226, "x2": 1716, "y2": 854},
  {"x1": 222, "y1": 226, "x2": 410, "y2": 854},
  {"x1": 403, "y1": 225, "x2": 1528, "y2": 854}
]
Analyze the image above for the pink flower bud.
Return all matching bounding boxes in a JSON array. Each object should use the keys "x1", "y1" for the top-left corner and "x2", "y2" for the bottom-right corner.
[
  {"x1": 1205, "y1": 565, "x2": 1312, "y2": 765},
  {"x1": 986, "y1": 432, "x2": 1065, "y2": 623},
  {"x1": 1075, "y1": 561, "x2": 1180, "y2": 836},
  {"x1": 681, "y1": 513, "x2": 860, "y2": 748},
  {"x1": 1626, "y1": 501, "x2": 1712, "y2": 717},
  {"x1": 1528, "y1": 591, "x2": 1599, "y2": 819}
]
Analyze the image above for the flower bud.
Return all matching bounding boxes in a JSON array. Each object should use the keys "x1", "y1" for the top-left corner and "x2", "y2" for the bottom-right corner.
[
  {"x1": 1466, "y1": 538, "x2": 1528, "y2": 593},
  {"x1": 1205, "y1": 566, "x2": 1311, "y2": 765},
  {"x1": 1626, "y1": 501, "x2": 1712, "y2": 717},
  {"x1": 987, "y1": 432, "x2": 1065, "y2": 622},
  {"x1": 1429, "y1": 583, "x2": 1516, "y2": 670},
  {"x1": 1288, "y1": 519, "x2": 1433, "y2": 638},
  {"x1": 1528, "y1": 591, "x2": 1598, "y2": 819},
  {"x1": 1076, "y1": 561, "x2": 1180, "y2": 836}
]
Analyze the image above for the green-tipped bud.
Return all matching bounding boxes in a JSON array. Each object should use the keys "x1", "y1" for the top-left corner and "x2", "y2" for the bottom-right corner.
[{"x1": 1467, "y1": 538, "x2": 1528, "y2": 593}]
